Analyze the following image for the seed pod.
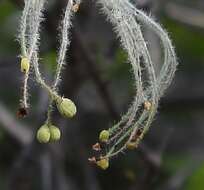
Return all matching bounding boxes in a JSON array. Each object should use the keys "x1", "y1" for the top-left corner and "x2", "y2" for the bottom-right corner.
[
  {"x1": 56, "y1": 97, "x2": 77, "y2": 118},
  {"x1": 49, "y1": 125, "x2": 61, "y2": 142},
  {"x1": 21, "y1": 57, "x2": 30, "y2": 74},
  {"x1": 37, "y1": 125, "x2": 50, "y2": 143},
  {"x1": 99, "y1": 130, "x2": 109, "y2": 143},
  {"x1": 96, "y1": 158, "x2": 109, "y2": 170}
]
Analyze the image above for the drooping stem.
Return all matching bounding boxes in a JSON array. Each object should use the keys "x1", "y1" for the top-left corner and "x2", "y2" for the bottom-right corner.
[
  {"x1": 19, "y1": 0, "x2": 32, "y2": 57},
  {"x1": 19, "y1": 0, "x2": 46, "y2": 109},
  {"x1": 94, "y1": 0, "x2": 178, "y2": 161},
  {"x1": 19, "y1": 0, "x2": 32, "y2": 109},
  {"x1": 46, "y1": 0, "x2": 76, "y2": 124},
  {"x1": 28, "y1": 0, "x2": 46, "y2": 60},
  {"x1": 32, "y1": 52, "x2": 58, "y2": 101}
]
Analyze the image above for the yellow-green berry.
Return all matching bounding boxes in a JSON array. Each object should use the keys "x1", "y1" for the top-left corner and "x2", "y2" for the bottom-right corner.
[
  {"x1": 56, "y1": 97, "x2": 77, "y2": 118},
  {"x1": 99, "y1": 130, "x2": 109, "y2": 143},
  {"x1": 96, "y1": 158, "x2": 109, "y2": 170},
  {"x1": 126, "y1": 142, "x2": 137, "y2": 150},
  {"x1": 21, "y1": 57, "x2": 30, "y2": 74},
  {"x1": 49, "y1": 125, "x2": 61, "y2": 142},
  {"x1": 37, "y1": 125, "x2": 50, "y2": 143}
]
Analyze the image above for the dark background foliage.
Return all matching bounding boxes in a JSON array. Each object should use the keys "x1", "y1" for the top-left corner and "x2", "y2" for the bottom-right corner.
[{"x1": 0, "y1": 0, "x2": 204, "y2": 190}]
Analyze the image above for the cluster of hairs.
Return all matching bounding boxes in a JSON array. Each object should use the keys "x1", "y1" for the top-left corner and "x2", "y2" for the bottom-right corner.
[
  {"x1": 17, "y1": 0, "x2": 178, "y2": 170},
  {"x1": 17, "y1": 0, "x2": 81, "y2": 143}
]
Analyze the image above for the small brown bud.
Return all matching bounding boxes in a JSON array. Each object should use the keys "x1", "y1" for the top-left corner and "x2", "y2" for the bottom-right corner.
[
  {"x1": 72, "y1": 4, "x2": 80, "y2": 12},
  {"x1": 144, "y1": 101, "x2": 152, "y2": 111},
  {"x1": 131, "y1": 129, "x2": 143, "y2": 141},
  {"x1": 17, "y1": 107, "x2": 28, "y2": 118},
  {"x1": 88, "y1": 157, "x2": 96, "y2": 164},
  {"x1": 92, "y1": 143, "x2": 101, "y2": 151}
]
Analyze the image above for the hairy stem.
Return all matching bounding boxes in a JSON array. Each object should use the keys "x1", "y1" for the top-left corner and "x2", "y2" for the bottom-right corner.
[
  {"x1": 95, "y1": 0, "x2": 178, "y2": 160},
  {"x1": 46, "y1": 0, "x2": 75, "y2": 124}
]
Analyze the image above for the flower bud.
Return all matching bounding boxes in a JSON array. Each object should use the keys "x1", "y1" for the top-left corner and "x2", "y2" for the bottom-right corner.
[
  {"x1": 56, "y1": 97, "x2": 77, "y2": 118},
  {"x1": 49, "y1": 125, "x2": 61, "y2": 142},
  {"x1": 37, "y1": 125, "x2": 50, "y2": 143},
  {"x1": 144, "y1": 101, "x2": 152, "y2": 111},
  {"x1": 126, "y1": 142, "x2": 137, "y2": 150},
  {"x1": 88, "y1": 157, "x2": 96, "y2": 164},
  {"x1": 17, "y1": 107, "x2": 28, "y2": 118},
  {"x1": 96, "y1": 158, "x2": 109, "y2": 170},
  {"x1": 99, "y1": 130, "x2": 109, "y2": 143},
  {"x1": 72, "y1": 4, "x2": 80, "y2": 12},
  {"x1": 92, "y1": 143, "x2": 101, "y2": 151},
  {"x1": 21, "y1": 57, "x2": 30, "y2": 74}
]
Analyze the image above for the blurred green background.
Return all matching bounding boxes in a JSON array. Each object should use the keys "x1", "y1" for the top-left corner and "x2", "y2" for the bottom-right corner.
[{"x1": 0, "y1": 0, "x2": 204, "y2": 190}]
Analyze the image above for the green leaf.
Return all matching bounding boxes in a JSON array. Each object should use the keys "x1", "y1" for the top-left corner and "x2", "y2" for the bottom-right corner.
[
  {"x1": 0, "y1": 1, "x2": 15, "y2": 23},
  {"x1": 185, "y1": 162, "x2": 204, "y2": 190}
]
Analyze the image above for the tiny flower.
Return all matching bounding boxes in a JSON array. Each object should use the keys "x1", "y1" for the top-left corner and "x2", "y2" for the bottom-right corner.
[
  {"x1": 92, "y1": 143, "x2": 101, "y2": 151},
  {"x1": 88, "y1": 157, "x2": 96, "y2": 164},
  {"x1": 96, "y1": 158, "x2": 109, "y2": 170},
  {"x1": 144, "y1": 101, "x2": 152, "y2": 111},
  {"x1": 37, "y1": 125, "x2": 50, "y2": 143},
  {"x1": 56, "y1": 97, "x2": 77, "y2": 118},
  {"x1": 126, "y1": 142, "x2": 137, "y2": 150},
  {"x1": 99, "y1": 130, "x2": 109, "y2": 143},
  {"x1": 21, "y1": 57, "x2": 30, "y2": 74},
  {"x1": 49, "y1": 125, "x2": 61, "y2": 142},
  {"x1": 72, "y1": 3, "x2": 80, "y2": 12}
]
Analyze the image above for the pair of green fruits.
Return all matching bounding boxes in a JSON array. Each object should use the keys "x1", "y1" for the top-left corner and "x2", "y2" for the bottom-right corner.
[
  {"x1": 37, "y1": 125, "x2": 61, "y2": 143},
  {"x1": 20, "y1": 57, "x2": 78, "y2": 144},
  {"x1": 36, "y1": 97, "x2": 77, "y2": 143}
]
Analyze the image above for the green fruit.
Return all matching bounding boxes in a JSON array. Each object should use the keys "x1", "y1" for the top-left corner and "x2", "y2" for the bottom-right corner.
[
  {"x1": 126, "y1": 142, "x2": 137, "y2": 150},
  {"x1": 99, "y1": 130, "x2": 110, "y2": 143},
  {"x1": 49, "y1": 125, "x2": 61, "y2": 142},
  {"x1": 97, "y1": 158, "x2": 109, "y2": 170},
  {"x1": 21, "y1": 57, "x2": 30, "y2": 74},
  {"x1": 56, "y1": 97, "x2": 77, "y2": 118},
  {"x1": 37, "y1": 125, "x2": 50, "y2": 143}
]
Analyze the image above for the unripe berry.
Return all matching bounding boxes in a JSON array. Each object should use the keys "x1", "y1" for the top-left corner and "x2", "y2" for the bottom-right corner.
[
  {"x1": 49, "y1": 125, "x2": 61, "y2": 142},
  {"x1": 99, "y1": 130, "x2": 109, "y2": 143},
  {"x1": 56, "y1": 97, "x2": 77, "y2": 118},
  {"x1": 126, "y1": 142, "x2": 137, "y2": 150},
  {"x1": 21, "y1": 57, "x2": 30, "y2": 74},
  {"x1": 96, "y1": 158, "x2": 109, "y2": 170},
  {"x1": 37, "y1": 125, "x2": 50, "y2": 143}
]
